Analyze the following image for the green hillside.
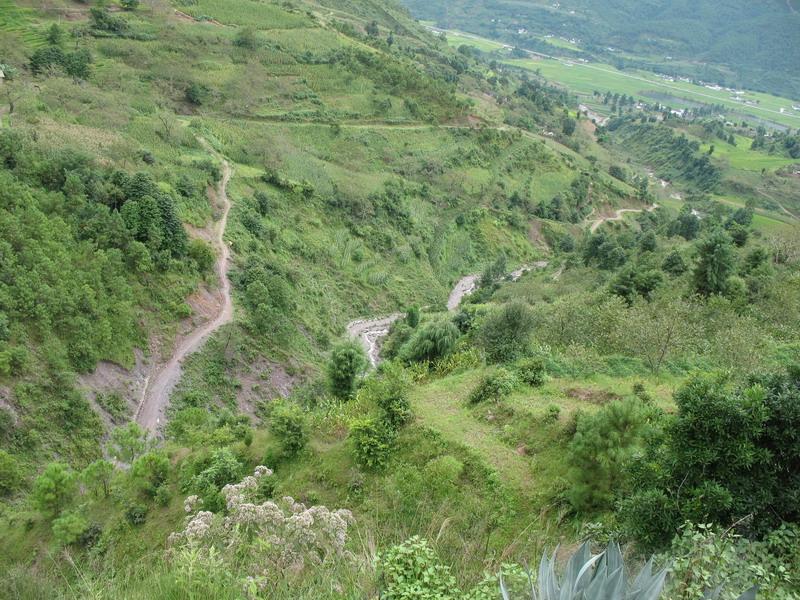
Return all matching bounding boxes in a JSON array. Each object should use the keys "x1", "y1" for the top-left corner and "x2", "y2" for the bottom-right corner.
[{"x1": 0, "y1": 0, "x2": 799, "y2": 598}]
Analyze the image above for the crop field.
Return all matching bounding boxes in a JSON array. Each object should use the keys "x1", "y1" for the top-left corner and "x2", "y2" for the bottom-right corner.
[
  {"x1": 699, "y1": 135, "x2": 799, "y2": 171},
  {"x1": 0, "y1": 0, "x2": 44, "y2": 48},
  {"x1": 435, "y1": 26, "x2": 800, "y2": 129},
  {"x1": 175, "y1": 0, "x2": 312, "y2": 29}
]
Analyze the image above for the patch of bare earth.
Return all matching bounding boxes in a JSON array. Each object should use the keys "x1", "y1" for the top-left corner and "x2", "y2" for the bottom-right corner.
[
  {"x1": 528, "y1": 218, "x2": 548, "y2": 249},
  {"x1": 565, "y1": 387, "x2": 621, "y2": 405},
  {"x1": 230, "y1": 358, "x2": 302, "y2": 418},
  {"x1": 78, "y1": 349, "x2": 150, "y2": 424},
  {"x1": 0, "y1": 387, "x2": 19, "y2": 424}
]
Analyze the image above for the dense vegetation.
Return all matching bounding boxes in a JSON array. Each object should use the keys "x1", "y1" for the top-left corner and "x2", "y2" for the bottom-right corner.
[{"x1": 0, "y1": 0, "x2": 799, "y2": 598}]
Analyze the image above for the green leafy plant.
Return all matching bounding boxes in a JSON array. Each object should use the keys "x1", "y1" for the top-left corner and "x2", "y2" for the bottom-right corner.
[
  {"x1": 360, "y1": 363, "x2": 412, "y2": 430},
  {"x1": 349, "y1": 418, "x2": 393, "y2": 470},
  {"x1": 269, "y1": 401, "x2": 308, "y2": 457},
  {"x1": 514, "y1": 356, "x2": 547, "y2": 387},
  {"x1": 378, "y1": 536, "x2": 458, "y2": 599}
]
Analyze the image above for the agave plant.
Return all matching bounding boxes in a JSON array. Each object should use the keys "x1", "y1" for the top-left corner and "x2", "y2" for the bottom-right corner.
[
  {"x1": 500, "y1": 542, "x2": 667, "y2": 600},
  {"x1": 500, "y1": 542, "x2": 759, "y2": 600}
]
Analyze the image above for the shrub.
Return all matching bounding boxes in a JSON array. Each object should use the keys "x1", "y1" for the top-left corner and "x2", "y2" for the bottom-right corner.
[
  {"x1": 188, "y1": 239, "x2": 215, "y2": 273},
  {"x1": 621, "y1": 369, "x2": 800, "y2": 549},
  {"x1": 477, "y1": 302, "x2": 535, "y2": 363},
  {"x1": 234, "y1": 27, "x2": 259, "y2": 50},
  {"x1": 154, "y1": 485, "x2": 172, "y2": 507},
  {"x1": 398, "y1": 319, "x2": 460, "y2": 363},
  {"x1": 567, "y1": 398, "x2": 656, "y2": 512},
  {"x1": 125, "y1": 503, "x2": 147, "y2": 525},
  {"x1": 328, "y1": 341, "x2": 368, "y2": 399},
  {"x1": 406, "y1": 305, "x2": 420, "y2": 328},
  {"x1": 185, "y1": 83, "x2": 209, "y2": 106},
  {"x1": 32, "y1": 462, "x2": 77, "y2": 518},
  {"x1": 514, "y1": 356, "x2": 547, "y2": 387},
  {"x1": 544, "y1": 404, "x2": 561, "y2": 423},
  {"x1": 468, "y1": 368, "x2": 517, "y2": 404},
  {"x1": 52, "y1": 513, "x2": 89, "y2": 546},
  {"x1": 361, "y1": 364, "x2": 412, "y2": 430},
  {"x1": 190, "y1": 448, "x2": 244, "y2": 511},
  {"x1": 662, "y1": 249, "x2": 687, "y2": 275},
  {"x1": 664, "y1": 523, "x2": 780, "y2": 600},
  {"x1": 269, "y1": 401, "x2": 308, "y2": 457},
  {"x1": 349, "y1": 418, "x2": 393, "y2": 470},
  {"x1": 131, "y1": 451, "x2": 170, "y2": 498},
  {"x1": 377, "y1": 536, "x2": 457, "y2": 600},
  {"x1": 0, "y1": 450, "x2": 22, "y2": 496}
]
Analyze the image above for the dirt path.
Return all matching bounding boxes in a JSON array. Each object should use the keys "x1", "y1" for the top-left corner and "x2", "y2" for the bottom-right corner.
[
  {"x1": 135, "y1": 142, "x2": 233, "y2": 432},
  {"x1": 588, "y1": 203, "x2": 658, "y2": 232}
]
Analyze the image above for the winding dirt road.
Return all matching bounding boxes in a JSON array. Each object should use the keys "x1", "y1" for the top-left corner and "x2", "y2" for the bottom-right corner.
[
  {"x1": 135, "y1": 145, "x2": 233, "y2": 432},
  {"x1": 589, "y1": 204, "x2": 658, "y2": 233}
]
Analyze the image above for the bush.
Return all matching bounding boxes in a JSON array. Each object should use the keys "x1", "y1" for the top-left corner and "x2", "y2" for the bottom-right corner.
[
  {"x1": 188, "y1": 239, "x2": 215, "y2": 273},
  {"x1": 125, "y1": 504, "x2": 147, "y2": 525},
  {"x1": 32, "y1": 462, "x2": 77, "y2": 518},
  {"x1": 131, "y1": 452, "x2": 170, "y2": 498},
  {"x1": 185, "y1": 83, "x2": 210, "y2": 106},
  {"x1": 406, "y1": 305, "x2": 420, "y2": 329},
  {"x1": 52, "y1": 513, "x2": 89, "y2": 546},
  {"x1": 544, "y1": 404, "x2": 561, "y2": 423},
  {"x1": 328, "y1": 341, "x2": 368, "y2": 399},
  {"x1": 269, "y1": 401, "x2": 308, "y2": 457},
  {"x1": 468, "y1": 368, "x2": 517, "y2": 404},
  {"x1": 190, "y1": 448, "x2": 244, "y2": 511},
  {"x1": 621, "y1": 369, "x2": 800, "y2": 549},
  {"x1": 662, "y1": 249, "x2": 687, "y2": 275},
  {"x1": 567, "y1": 398, "x2": 656, "y2": 512},
  {"x1": 0, "y1": 450, "x2": 22, "y2": 496},
  {"x1": 362, "y1": 364, "x2": 412, "y2": 430},
  {"x1": 398, "y1": 319, "x2": 460, "y2": 363},
  {"x1": 514, "y1": 357, "x2": 547, "y2": 387},
  {"x1": 477, "y1": 302, "x2": 535, "y2": 363},
  {"x1": 349, "y1": 418, "x2": 393, "y2": 470},
  {"x1": 377, "y1": 536, "x2": 457, "y2": 600}
]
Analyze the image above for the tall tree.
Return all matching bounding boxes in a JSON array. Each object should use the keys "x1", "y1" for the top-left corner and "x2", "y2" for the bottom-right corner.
[{"x1": 693, "y1": 229, "x2": 736, "y2": 296}]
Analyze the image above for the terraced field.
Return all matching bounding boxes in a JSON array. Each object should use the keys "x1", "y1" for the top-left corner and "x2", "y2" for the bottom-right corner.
[{"x1": 0, "y1": 0, "x2": 44, "y2": 48}]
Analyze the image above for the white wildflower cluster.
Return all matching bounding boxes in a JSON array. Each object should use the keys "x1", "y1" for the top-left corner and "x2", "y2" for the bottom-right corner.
[{"x1": 168, "y1": 466, "x2": 355, "y2": 591}]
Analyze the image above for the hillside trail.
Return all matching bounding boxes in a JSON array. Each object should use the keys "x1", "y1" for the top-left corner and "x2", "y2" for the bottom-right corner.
[
  {"x1": 135, "y1": 139, "x2": 233, "y2": 432},
  {"x1": 588, "y1": 203, "x2": 658, "y2": 233},
  {"x1": 346, "y1": 262, "x2": 548, "y2": 367}
]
